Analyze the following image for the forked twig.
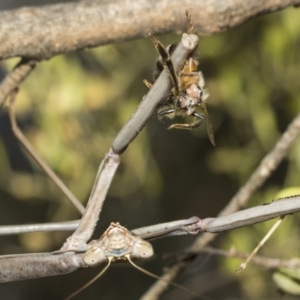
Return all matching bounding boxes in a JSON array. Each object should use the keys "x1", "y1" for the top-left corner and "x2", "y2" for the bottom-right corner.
[
  {"x1": 6, "y1": 90, "x2": 85, "y2": 214},
  {"x1": 141, "y1": 112, "x2": 300, "y2": 299}
]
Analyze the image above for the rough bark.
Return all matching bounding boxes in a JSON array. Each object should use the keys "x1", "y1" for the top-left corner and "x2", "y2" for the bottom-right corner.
[{"x1": 0, "y1": 0, "x2": 299, "y2": 60}]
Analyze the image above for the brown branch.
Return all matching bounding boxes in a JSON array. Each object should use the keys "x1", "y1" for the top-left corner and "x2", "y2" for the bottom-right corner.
[
  {"x1": 0, "y1": 59, "x2": 37, "y2": 107},
  {"x1": 6, "y1": 90, "x2": 85, "y2": 214},
  {"x1": 0, "y1": 0, "x2": 299, "y2": 60}
]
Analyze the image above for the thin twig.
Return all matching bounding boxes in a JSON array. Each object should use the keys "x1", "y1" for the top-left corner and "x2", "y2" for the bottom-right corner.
[
  {"x1": 140, "y1": 261, "x2": 192, "y2": 300},
  {"x1": 140, "y1": 112, "x2": 300, "y2": 299},
  {"x1": 0, "y1": 59, "x2": 37, "y2": 107},
  {"x1": 6, "y1": 90, "x2": 85, "y2": 214},
  {"x1": 200, "y1": 247, "x2": 300, "y2": 270},
  {"x1": 0, "y1": 220, "x2": 80, "y2": 235}
]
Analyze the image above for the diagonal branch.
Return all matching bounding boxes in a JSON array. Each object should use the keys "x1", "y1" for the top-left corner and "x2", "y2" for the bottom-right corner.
[
  {"x1": 6, "y1": 90, "x2": 85, "y2": 214},
  {"x1": 112, "y1": 33, "x2": 199, "y2": 154}
]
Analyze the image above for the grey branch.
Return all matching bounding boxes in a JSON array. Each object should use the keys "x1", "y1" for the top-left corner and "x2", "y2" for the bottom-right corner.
[
  {"x1": 1, "y1": 196, "x2": 300, "y2": 282},
  {"x1": 112, "y1": 33, "x2": 199, "y2": 154},
  {"x1": 0, "y1": 0, "x2": 299, "y2": 60},
  {"x1": 60, "y1": 150, "x2": 120, "y2": 252},
  {"x1": 204, "y1": 196, "x2": 300, "y2": 233},
  {"x1": 2, "y1": 195, "x2": 300, "y2": 236},
  {"x1": 0, "y1": 220, "x2": 80, "y2": 235},
  {"x1": 0, "y1": 252, "x2": 85, "y2": 282}
]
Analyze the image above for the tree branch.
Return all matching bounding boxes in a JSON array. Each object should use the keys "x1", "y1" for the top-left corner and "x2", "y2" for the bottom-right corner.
[
  {"x1": 0, "y1": 252, "x2": 85, "y2": 282},
  {"x1": 0, "y1": 0, "x2": 299, "y2": 60},
  {"x1": 0, "y1": 59, "x2": 37, "y2": 107},
  {"x1": 0, "y1": 220, "x2": 80, "y2": 235},
  {"x1": 1, "y1": 196, "x2": 300, "y2": 282}
]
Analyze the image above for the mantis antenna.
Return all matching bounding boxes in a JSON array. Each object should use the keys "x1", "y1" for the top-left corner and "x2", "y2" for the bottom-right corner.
[
  {"x1": 125, "y1": 254, "x2": 209, "y2": 300},
  {"x1": 64, "y1": 258, "x2": 112, "y2": 300}
]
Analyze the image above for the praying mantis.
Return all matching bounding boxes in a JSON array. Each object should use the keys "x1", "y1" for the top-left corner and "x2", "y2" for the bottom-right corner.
[
  {"x1": 0, "y1": 30, "x2": 209, "y2": 299},
  {"x1": 1, "y1": 7, "x2": 300, "y2": 300},
  {"x1": 64, "y1": 222, "x2": 204, "y2": 299}
]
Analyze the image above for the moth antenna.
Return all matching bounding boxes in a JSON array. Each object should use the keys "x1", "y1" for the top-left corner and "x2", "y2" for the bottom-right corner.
[
  {"x1": 125, "y1": 254, "x2": 208, "y2": 300},
  {"x1": 64, "y1": 258, "x2": 112, "y2": 300},
  {"x1": 186, "y1": 9, "x2": 194, "y2": 34}
]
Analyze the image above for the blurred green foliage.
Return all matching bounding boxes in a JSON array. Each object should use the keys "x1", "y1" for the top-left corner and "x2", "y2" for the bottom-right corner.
[
  {"x1": 0, "y1": 6, "x2": 300, "y2": 300},
  {"x1": 273, "y1": 259, "x2": 300, "y2": 296}
]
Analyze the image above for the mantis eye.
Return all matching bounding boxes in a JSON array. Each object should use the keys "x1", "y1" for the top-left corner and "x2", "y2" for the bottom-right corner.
[
  {"x1": 83, "y1": 247, "x2": 107, "y2": 266},
  {"x1": 131, "y1": 240, "x2": 154, "y2": 259}
]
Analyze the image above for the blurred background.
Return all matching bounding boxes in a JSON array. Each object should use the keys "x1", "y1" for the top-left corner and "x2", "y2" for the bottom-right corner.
[{"x1": 0, "y1": 1, "x2": 300, "y2": 299}]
